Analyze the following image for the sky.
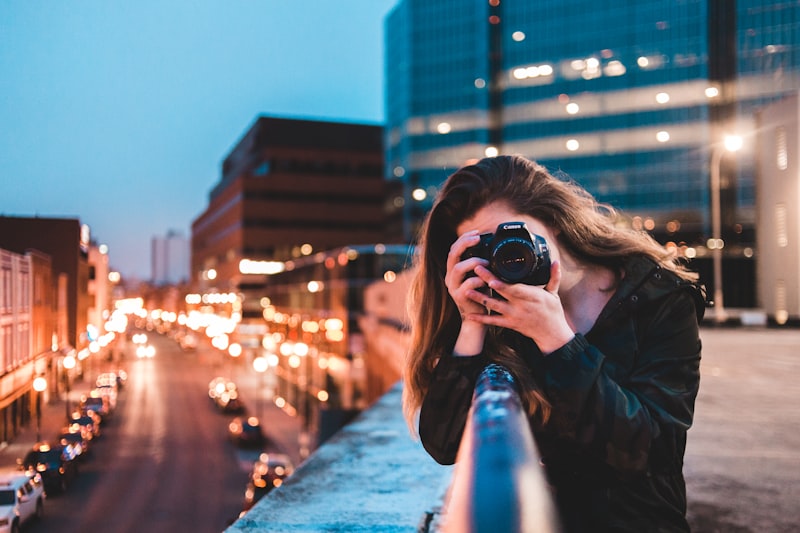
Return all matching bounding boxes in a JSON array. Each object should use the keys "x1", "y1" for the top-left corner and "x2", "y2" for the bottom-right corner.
[{"x1": 0, "y1": 0, "x2": 399, "y2": 280}]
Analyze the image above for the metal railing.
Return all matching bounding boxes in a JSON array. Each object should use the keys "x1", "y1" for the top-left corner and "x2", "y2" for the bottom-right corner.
[{"x1": 442, "y1": 364, "x2": 561, "y2": 533}]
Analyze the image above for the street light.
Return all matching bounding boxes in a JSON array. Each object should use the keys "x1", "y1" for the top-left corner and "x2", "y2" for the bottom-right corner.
[
  {"x1": 32, "y1": 376, "x2": 47, "y2": 442},
  {"x1": 709, "y1": 134, "x2": 743, "y2": 324},
  {"x1": 63, "y1": 353, "x2": 76, "y2": 420},
  {"x1": 253, "y1": 355, "x2": 268, "y2": 421}
]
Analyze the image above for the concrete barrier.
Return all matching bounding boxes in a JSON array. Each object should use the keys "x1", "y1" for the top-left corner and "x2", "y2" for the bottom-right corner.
[{"x1": 226, "y1": 381, "x2": 453, "y2": 532}]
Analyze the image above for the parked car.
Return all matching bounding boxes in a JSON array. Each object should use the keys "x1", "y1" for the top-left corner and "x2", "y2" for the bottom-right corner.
[
  {"x1": 93, "y1": 385, "x2": 118, "y2": 411},
  {"x1": 0, "y1": 469, "x2": 45, "y2": 532},
  {"x1": 228, "y1": 417, "x2": 267, "y2": 449},
  {"x1": 242, "y1": 452, "x2": 294, "y2": 511},
  {"x1": 19, "y1": 442, "x2": 78, "y2": 495},
  {"x1": 58, "y1": 428, "x2": 89, "y2": 461},
  {"x1": 214, "y1": 388, "x2": 246, "y2": 414},
  {"x1": 70, "y1": 412, "x2": 101, "y2": 440},
  {"x1": 96, "y1": 371, "x2": 127, "y2": 390},
  {"x1": 79, "y1": 392, "x2": 112, "y2": 422},
  {"x1": 208, "y1": 377, "x2": 236, "y2": 402},
  {"x1": 178, "y1": 333, "x2": 198, "y2": 351}
]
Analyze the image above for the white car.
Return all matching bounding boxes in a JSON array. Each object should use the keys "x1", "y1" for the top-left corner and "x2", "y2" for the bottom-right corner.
[{"x1": 0, "y1": 470, "x2": 45, "y2": 533}]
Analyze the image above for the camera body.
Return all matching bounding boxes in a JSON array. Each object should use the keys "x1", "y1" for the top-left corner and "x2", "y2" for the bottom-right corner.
[{"x1": 461, "y1": 221, "x2": 551, "y2": 285}]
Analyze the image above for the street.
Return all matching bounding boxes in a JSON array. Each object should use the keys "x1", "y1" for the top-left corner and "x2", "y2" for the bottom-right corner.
[
  {"x1": 685, "y1": 326, "x2": 800, "y2": 532},
  {"x1": 4, "y1": 329, "x2": 302, "y2": 533}
]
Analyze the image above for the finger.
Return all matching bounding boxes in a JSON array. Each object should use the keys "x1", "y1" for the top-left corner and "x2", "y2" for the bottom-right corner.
[
  {"x1": 463, "y1": 311, "x2": 506, "y2": 327},
  {"x1": 545, "y1": 259, "x2": 561, "y2": 294},
  {"x1": 446, "y1": 231, "x2": 480, "y2": 270}
]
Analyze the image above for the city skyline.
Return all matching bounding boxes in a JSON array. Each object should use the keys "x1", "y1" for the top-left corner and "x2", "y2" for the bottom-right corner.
[{"x1": 0, "y1": 0, "x2": 398, "y2": 280}]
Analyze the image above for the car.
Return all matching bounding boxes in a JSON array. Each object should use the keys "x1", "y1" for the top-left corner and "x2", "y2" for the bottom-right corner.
[
  {"x1": 242, "y1": 452, "x2": 294, "y2": 511},
  {"x1": 0, "y1": 470, "x2": 45, "y2": 533},
  {"x1": 57, "y1": 428, "x2": 88, "y2": 461},
  {"x1": 178, "y1": 333, "x2": 198, "y2": 351},
  {"x1": 136, "y1": 344, "x2": 156, "y2": 358},
  {"x1": 79, "y1": 392, "x2": 112, "y2": 422},
  {"x1": 214, "y1": 388, "x2": 246, "y2": 414},
  {"x1": 208, "y1": 377, "x2": 236, "y2": 402},
  {"x1": 93, "y1": 384, "x2": 118, "y2": 411},
  {"x1": 96, "y1": 370, "x2": 127, "y2": 390},
  {"x1": 228, "y1": 416, "x2": 267, "y2": 449},
  {"x1": 70, "y1": 413, "x2": 101, "y2": 440},
  {"x1": 19, "y1": 442, "x2": 78, "y2": 495}
]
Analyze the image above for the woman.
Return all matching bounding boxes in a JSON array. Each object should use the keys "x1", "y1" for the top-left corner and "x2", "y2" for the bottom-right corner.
[{"x1": 404, "y1": 155, "x2": 704, "y2": 532}]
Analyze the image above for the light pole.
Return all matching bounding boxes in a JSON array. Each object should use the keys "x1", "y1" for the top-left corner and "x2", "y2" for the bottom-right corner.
[
  {"x1": 32, "y1": 376, "x2": 47, "y2": 442},
  {"x1": 253, "y1": 355, "x2": 268, "y2": 421},
  {"x1": 709, "y1": 134, "x2": 743, "y2": 324},
  {"x1": 63, "y1": 353, "x2": 76, "y2": 420}
]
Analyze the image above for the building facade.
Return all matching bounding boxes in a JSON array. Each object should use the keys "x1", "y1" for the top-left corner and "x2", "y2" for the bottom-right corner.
[
  {"x1": 191, "y1": 116, "x2": 396, "y2": 298},
  {"x1": 756, "y1": 93, "x2": 800, "y2": 324},
  {"x1": 385, "y1": 0, "x2": 800, "y2": 307},
  {"x1": 0, "y1": 247, "x2": 64, "y2": 443},
  {"x1": 0, "y1": 217, "x2": 90, "y2": 351}
]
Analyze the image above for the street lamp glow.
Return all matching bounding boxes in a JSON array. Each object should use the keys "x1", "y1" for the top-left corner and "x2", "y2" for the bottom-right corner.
[
  {"x1": 253, "y1": 356, "x2": 268, "y2": 373},
  {"x1": 228, "y1": 343, "x2": 242, "y2": 357},
  {"x1": 724, "y1": 134, "x2": 743, "y2": 153},
  {"x1": 33, "y1": 377, "x2": 47, "y2": 392},
  {"x1": 709, "y1": 134, "x2": 744, "y2": 324}
]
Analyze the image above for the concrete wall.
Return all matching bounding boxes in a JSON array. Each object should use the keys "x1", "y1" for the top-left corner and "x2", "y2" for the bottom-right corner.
[{"x1": 226, "y1": 381, "x2": 452, "y2": 532}]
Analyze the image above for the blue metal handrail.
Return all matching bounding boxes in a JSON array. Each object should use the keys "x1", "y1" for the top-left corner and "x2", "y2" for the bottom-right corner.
[{"x1": 442, "y1": 364, "x2": 561, "y2": 533}]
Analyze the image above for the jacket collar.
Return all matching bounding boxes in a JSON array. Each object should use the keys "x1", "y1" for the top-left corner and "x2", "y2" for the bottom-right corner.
[{"x1": 598, "y1": 256, "x2": 706, "y2": 324}]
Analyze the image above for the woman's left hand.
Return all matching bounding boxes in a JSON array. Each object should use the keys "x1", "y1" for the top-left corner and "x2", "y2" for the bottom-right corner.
[{"x1": 464, "y1": 260, "x2": 575, "y2": 354}]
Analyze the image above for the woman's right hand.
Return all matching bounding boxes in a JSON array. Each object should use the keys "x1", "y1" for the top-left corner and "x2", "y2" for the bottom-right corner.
[{"x1": 445, "y1": 231, "x2": 489, "y2": 355}]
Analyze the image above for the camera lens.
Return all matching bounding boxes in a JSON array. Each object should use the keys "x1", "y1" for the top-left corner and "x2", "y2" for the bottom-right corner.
[{"x1": 490, "y1": 238, "x2": 539, "y2": 282}]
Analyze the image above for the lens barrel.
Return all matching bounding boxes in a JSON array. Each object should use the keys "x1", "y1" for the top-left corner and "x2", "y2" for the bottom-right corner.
[{"x1": 491, "y1": 237, "x2": 538, "y2": 282}]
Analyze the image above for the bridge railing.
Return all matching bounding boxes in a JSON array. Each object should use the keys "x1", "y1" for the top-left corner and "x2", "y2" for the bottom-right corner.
[{"x1": 440, "y1": 364, "x2": 561, "y2": 533}]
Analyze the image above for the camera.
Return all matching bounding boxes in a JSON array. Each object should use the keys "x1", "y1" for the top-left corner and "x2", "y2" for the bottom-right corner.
[{"x1": 461, "y1": 221, "x2": 551, "y2": 285}]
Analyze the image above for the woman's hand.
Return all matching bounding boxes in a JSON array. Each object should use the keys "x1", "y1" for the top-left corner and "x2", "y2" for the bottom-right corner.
[
  {"x1": 445, "y1": 231, "x2": 490, "y2": 355},
  {"x1": 463, "y1": 260, "x2": 575, "y2": 354}
]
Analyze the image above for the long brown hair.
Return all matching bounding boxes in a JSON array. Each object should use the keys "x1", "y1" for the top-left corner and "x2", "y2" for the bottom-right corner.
[{"x1": 403, "y1": 155, "x2": 696, "y2": 431}]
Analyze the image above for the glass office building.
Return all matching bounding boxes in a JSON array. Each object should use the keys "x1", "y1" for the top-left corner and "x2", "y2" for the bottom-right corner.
[{"x1": 385, "y1": 0, "x2": 800, "y2": 306}]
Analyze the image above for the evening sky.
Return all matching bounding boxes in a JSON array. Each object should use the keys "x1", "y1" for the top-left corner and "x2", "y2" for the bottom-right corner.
[{"x1": 0, "y1": 0, "x2": 398, "y2": 279}]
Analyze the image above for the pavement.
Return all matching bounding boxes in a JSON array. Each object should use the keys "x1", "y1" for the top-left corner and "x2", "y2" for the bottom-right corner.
[
  {"x1": 684, "y1": 325, "x2": 800, "y2": 532},
  {"x1": 0, "y1": 372, "x2": 95, "y2": 470}
]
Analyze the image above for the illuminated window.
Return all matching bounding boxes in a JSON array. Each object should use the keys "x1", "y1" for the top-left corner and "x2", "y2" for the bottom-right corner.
[
  {"x1": 776, "y1": 203, "x2": 788, "y2": 247},
  {"x1": 776, "y1": 126, "x2": 788, "y2": 170}
]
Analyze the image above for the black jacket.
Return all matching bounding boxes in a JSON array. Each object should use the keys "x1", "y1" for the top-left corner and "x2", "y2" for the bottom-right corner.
[{"x1": 419, "y1": 256, "x2": 705, "y2": 532}]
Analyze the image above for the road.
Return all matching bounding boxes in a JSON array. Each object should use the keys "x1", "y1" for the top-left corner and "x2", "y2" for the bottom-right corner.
[
  {"x1": 21, "y1": 329, "x2": 301, "y2": 533},
  {"x1": 685, "y1": 326, "x2": 800, "y2": 532}
]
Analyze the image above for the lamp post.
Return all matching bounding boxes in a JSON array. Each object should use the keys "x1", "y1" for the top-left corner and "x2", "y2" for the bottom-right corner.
[
  {"x1": 709, "y1": 134, "x2": 743, "y2": 324},
  {"x1": 253, "y1": 355, "x2": 268, "y2": 421},
  {"x1": 32, "y1": 376, "x2": 47, "y2": 442},
  {"x1": 63, "y1": 353, "x2": 76, "y2": 420}
]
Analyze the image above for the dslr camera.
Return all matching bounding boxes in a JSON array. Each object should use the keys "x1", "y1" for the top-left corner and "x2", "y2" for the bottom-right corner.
[{"x1": 461, "y1": 221, "x2": 551, "y2": 285}]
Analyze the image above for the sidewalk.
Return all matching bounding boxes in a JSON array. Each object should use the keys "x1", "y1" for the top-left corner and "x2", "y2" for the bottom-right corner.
[
  {"x1": 0, "y1": 376, "x2": 94, "y2": 470},
  {"x1": 685, "y1": 325, "x2": 800, "y2": 532}
]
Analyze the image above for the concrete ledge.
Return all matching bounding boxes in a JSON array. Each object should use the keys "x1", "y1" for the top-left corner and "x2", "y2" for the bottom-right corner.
[{"x1": 226, "y1": 381, "x2": 453, "y2": 532}]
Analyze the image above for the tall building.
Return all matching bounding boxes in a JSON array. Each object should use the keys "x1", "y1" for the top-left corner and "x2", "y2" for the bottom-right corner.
[
  {"x1": 385, "y1": 0, "x2": 800, "y2": 307},
  {"x1": 151, "y1": 230, "x2": 190, "y2": 286},
  {"x1": 191, "y1": 116, "x2": 396, "y2": 298}
]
